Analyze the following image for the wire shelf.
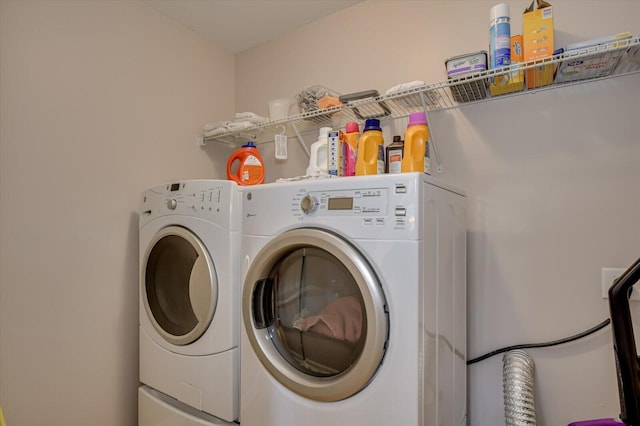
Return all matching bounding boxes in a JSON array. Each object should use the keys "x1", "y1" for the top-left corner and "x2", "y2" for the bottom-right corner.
[{"x1": 202, "y1": 37, "x2": 640, "y2": 146}]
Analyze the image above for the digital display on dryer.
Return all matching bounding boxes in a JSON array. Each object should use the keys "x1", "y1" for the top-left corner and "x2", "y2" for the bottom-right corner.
[
  {"x1": 328, "y1": 197, "x2": 353, "y2": 210},
  {"x1": 170, "y1": 183, "x2": 180, "y2": 191}
]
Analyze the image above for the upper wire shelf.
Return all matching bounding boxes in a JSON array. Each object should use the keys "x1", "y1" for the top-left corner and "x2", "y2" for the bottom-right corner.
[{"x1": 201, "y1": 37, "x2": 640, "y2": 146}]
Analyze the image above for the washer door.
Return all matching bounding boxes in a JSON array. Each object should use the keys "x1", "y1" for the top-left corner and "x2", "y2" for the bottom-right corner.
[
  {"x1": 143, "y1": 226, "x2": 218, "y2": 346},
  {"x1": 243, "y1": 228, "x2": 388, "y2": 402}
]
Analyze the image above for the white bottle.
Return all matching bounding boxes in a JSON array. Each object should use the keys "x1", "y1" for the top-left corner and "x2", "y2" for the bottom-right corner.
[{"x1": 306, "y1": 127, "x2": 332, "y2": 176}]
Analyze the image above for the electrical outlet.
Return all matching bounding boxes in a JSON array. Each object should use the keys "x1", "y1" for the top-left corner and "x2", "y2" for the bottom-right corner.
[{"x1": 602, "y1": 267, "x2": 640, "y2": 301}]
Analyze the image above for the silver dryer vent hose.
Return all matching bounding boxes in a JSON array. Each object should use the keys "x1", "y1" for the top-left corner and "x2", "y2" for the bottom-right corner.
[{"x1": 503, "y1": 349, "x2": 537, "y2": 425}]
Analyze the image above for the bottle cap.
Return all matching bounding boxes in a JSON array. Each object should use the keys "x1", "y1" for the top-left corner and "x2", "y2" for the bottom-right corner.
[
  {"x1": 243, "y1": 141, "x2": 257, "y2": 148},
  {"x1": 393, "y1": 135, "x2": 402, "y2": 142},
  {"x1": 490, "y1": 3, "x2": 510, "y2": 21},
  {"x1": 408, "y1": 112, "x2": 427, "y2": 127},
  {"x1": 318, "y1": 127, "x2": 332, "y2": 140},
  {"x1": 346, "y1": 122, "x2": 359, "y2": 133},
  {"x1": 363, "y1": 118, "x2": 381, "y2": 132}
]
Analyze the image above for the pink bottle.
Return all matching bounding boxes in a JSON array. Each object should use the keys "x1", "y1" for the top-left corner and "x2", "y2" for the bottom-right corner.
[{"x1": 343, "y1": 122, "x2": 360, "y2": 177}]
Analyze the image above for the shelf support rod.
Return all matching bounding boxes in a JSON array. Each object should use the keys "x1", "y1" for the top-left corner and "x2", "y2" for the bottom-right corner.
[
  {"x1": 290, "y1": 122, "x2": 310, "y2": 158},
  {"x1": 419, "y1": 91, "x2": 443, "y2": 173}
]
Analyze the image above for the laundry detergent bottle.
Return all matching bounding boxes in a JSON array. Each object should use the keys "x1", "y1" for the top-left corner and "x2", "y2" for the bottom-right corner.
[
  {"x1": 306, "y1": 126, "x2": 332, "y2": 176},
  {"x1": 343, "y1": 121, "x2": 360, "y2": 177},
  {"x1": 355, "y1": 119, "x2": 385, "y2": 176},
  {"x1": 401, "y1": 112, "x2": 431, "y2": 175},
  {"x1": 226, "y1": 141, "x2": 265, "y2": 185}
]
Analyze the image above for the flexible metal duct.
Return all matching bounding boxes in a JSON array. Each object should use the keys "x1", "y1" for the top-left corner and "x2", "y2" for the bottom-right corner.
[{"x1": 503, "y1": 349, "x2": 537, "y2": 425}]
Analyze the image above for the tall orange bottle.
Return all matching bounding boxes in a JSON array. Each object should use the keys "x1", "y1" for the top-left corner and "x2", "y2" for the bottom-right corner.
[
  {"x1": 226, "y1": 141, "x2": 265, "y2": 185},
  {"x1": 355, "y1": 119, "x2": 385, "y2": 176},
  {"x1": 401, "y1": 112, "x2": 431, "y2": 175},
  {"x1": 343, "y1": 122, "x2": 360, "y2": 177}
]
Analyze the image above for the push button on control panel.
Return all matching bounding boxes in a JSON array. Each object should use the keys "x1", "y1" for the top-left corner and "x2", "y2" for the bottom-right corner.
[{"x1": 395, "y1": 207, "x2": 406, "y2": 217}]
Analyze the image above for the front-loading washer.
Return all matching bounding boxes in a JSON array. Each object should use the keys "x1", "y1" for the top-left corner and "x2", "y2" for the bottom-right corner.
[
  {"x1": 139, "y1": 180, "x2": 241, "y2": 423},
  {"x1": 240, "y1": 173, "x2": 467, "y2": 426}
]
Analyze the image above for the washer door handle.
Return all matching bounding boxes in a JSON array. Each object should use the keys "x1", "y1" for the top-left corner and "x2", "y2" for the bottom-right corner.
[{"x1": 252, "y1": 278, "x2": 274, "y2": 329}]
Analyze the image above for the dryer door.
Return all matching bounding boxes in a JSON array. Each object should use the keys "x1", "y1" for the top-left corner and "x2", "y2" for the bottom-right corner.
[
  {"x1": 143, "y1": 226, "x2": 218, "y2": 346},
  {"x1": 243, "y1": 228, "x2": 388, "y2": 402}
]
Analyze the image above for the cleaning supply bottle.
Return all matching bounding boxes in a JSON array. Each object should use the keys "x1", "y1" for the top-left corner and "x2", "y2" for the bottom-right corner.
[
  {"x1": 385, "y1": 135, "x2": 404, "y2": 174},
  {"x1": 401, "y1": 112, "x2": 431, "y2": 175},
  {"x1": 355, "y1": 118, "x2": 385, "y2": 176},
  {"x1": 343, "y1": 121, "x2": 360, "y2": 177},
  {"x1": 226, "y1": 141, "x2": 265, "y2": 185},
  {"x1": 490, "y1": 3, "x2": 511, "y2": 70},
  {"x1": 306, "y1": 127, "x2": 332, "y2": 176}
]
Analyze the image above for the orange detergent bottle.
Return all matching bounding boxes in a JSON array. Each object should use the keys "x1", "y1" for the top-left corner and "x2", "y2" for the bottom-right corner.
[
  {"x1": 355, "y1": 118, "x2": 385, "y2": 176},
  {"x1": 401, "y1": 112, "x2": 431, "y2": 175},
  {"x1": 226, "y1": 141, "x2": 265, "y2": 185}
]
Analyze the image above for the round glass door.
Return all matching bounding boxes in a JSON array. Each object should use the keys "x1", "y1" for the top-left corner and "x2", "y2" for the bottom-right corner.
[
  {"x1": 143, "y1": 226, "x2": 218, "y2": 346},
  {"x1": 243, "y1": 228, "x2": 388, "y2": 401}
]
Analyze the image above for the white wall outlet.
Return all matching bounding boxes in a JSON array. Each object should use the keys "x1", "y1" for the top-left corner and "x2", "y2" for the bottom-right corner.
[{"x1": 602, "y1": 267, "x2": 640, "y2": 301}]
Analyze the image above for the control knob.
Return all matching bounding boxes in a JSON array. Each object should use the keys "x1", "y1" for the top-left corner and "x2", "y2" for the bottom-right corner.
[
  {"x1": 300, "y1": 194, "x2": 318, "y2": 215},
  {"x1": 167, "y1": 199, "x2": 177, "y2": 210}
]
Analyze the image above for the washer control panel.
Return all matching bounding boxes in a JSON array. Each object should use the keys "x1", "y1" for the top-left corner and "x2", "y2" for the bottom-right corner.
[
  {"x1": 140, "y1": 180, "x2": 239, "y2": 230},
  {"x1": 286, "y1": 182, "x2": 416, "y2": 231},
  {"x1": 295, "y1": 187, "x2": 389, "y2": 217},
  {"x1": 156, "y1": 182, "x2": 223, "y2": 216},
  {"x1": 241, "y1": 176, "x2": 435, "y2": 238}
]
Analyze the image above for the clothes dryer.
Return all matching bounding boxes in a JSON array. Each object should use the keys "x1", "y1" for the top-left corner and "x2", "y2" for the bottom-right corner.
[
  {"x1": 139, "y1": 180, "x2": 241, "y2": 423},
  {"x1": 240, "y1": 173, "x2": 467, "y2": 426}
]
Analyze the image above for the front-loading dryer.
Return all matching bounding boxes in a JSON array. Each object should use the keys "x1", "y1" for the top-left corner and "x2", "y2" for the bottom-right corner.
[
  {"x1": 139, "y1": 180, "x2": 241, "y2": 423},
  {"x1": 240, "y1": 173, "x2": 467, "y2": 426}
]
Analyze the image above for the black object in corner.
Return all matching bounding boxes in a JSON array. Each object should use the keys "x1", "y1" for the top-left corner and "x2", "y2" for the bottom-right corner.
[{"x1": 609, "y1": 257, "x2": 640, "y2": 426}]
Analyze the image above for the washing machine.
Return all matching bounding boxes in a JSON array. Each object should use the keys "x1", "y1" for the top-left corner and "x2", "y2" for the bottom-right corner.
[
  {"x1": 139, "y1": 180, "x2": 241, "y2": 424},
  {"x1": 240, "y1": 173, "x2": 467, "y2": 426}
]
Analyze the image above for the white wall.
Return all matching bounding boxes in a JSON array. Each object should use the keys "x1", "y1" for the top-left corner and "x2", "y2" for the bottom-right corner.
[
  {"x1": 234, "y1": 1, "x2": 640, "y2": 425},
  {"x1": 0, "y1": 1, "x2": 234, "y2": 425}
]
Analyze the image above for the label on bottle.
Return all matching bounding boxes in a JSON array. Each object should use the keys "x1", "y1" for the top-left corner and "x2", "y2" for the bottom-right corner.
[
  {"x1": 243, "y1": 155, "x2": 262, "y2": 166},
  {"x1": 377, "y1": 144, "x2": 385, "y2": 174},
  {"x1": 344, "y1": 144, "x2": 357, "y2": 176},
  {"x1": 424, "y1": 138, "x2": 431, "y2": 175},
  {"x1": 388, "y1": 148, "x2": 403, "y2": 174},
  {"x1": 490, "y1": 16, "x2": 511, "y2": 68},
  {"x1": 239, "y1": 155, "x2": 264, "y2": 184}
]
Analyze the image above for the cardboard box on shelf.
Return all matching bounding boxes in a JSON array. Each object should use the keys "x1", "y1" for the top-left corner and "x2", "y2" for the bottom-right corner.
[
  {"x1": 490, "y1": 35, "x2": 525, "y2": 96},
  {"x1": 554, "y1": 32, "x2": 633, "y2": 83},
  {"x1": 327, "y1": 130, "x2": 345, "y2": 177},
  {"x1": 523, "y1": 0, "x2": 555, "y2": 89}
]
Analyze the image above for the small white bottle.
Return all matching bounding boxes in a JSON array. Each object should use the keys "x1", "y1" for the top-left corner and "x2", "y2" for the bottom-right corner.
[{"x1": 306, "y1": 127, "x2": 332, "y2": 176}]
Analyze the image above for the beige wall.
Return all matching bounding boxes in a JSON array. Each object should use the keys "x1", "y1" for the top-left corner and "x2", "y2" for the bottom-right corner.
[
  {"x1": 0, "y1": 1, "x2": 234, "y2": 425},
  {"x1": 2, "y1": 1, "x2": 639, "y2": 425},
  {"x1": 235, "y1": 1, "x2": 640, "y2": 425}
]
